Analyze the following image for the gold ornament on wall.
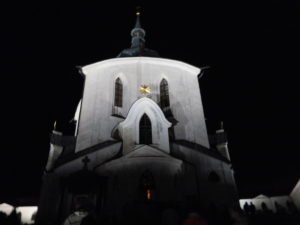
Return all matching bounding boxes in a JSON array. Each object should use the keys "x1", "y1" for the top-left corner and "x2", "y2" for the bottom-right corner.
[{"x1": 139, "y1": 85, "x2": 151, "y2": 95}]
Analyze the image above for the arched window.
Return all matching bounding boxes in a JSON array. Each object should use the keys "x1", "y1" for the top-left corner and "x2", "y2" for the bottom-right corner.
[
  {"x1": 114, "y1": 78, "x2": 123, "y2": 107},
  {"x1": 139, "y1": 114, "x2": 152, "y2": 144},
  {"x1": 160, "y1": 79, "x2": 170, "y2": 110}
]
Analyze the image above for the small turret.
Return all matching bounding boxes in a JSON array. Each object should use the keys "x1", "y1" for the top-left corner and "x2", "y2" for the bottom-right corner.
[
  {"x1": 118, "y1": 8, "x2": 159, "y2": 57},
  {"x1": 215, "y1": 121, "x2": 231, "y2": 161},
  {"x1": 45, "y1": 121, "x2": 76, "y2": 171},
  {"x1": 130, "y1": 11, "x2": 146, "y2": 49}
]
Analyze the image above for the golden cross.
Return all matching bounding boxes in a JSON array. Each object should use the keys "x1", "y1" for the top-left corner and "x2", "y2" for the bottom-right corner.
[{"x1": 139, "y1": 85, "x2": 151, "y2": 95}]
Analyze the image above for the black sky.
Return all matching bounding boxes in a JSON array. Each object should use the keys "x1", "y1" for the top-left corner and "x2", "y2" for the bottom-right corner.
[{"x1": 0, "y1": 1, "x2": 299, "y2": 203}]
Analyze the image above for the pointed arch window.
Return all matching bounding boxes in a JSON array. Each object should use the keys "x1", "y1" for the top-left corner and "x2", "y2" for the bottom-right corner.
[
  {"x1": 160, "y1": 79, "x2": 170, "y2": 111},
  {"x1": 114, "y1": 78, "x2": 123, "y2": 107},
  {"x1": 139, "y1": 114, "x2": 152, "y2": 144}
]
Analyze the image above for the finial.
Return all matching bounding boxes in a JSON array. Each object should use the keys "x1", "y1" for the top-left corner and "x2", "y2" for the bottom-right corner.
[
  {"x1": 130, "y1": 6, "x2": 145, "y2": 48},
  {"x1": 133, "y1": 6, "x2": 142, "y2": 29},
  {"x1": 136, "y1": 6, "x2": 141, "y2": 15},
  {"x1": 220, "y1": 121, "x2": 224, "y2": 130}
]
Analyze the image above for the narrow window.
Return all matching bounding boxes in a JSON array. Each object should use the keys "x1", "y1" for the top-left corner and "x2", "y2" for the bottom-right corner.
[
  {"x1": 139, "y1": 114, "x2": 152, "y2": 144},
  {"x1": 160, "y1": 79, "x2": 170, "y2": 111},
  {"x1": 114, "y1": 78, "x2": 123, "y2": 107}
]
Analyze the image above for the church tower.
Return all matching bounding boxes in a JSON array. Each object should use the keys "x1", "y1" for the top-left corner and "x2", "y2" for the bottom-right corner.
[{"x1": 37, "y1": 11, "x2": 238, "y2": 225}]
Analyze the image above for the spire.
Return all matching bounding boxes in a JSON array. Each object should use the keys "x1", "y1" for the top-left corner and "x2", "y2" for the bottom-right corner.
[
  {"x1": 134, "y1": 11, "x2": 142, "y2": 29},
  {"x1": 130, "y1": 9, "x2": 146, "y2": 48},
  {"x1": 117, "y1": 8, "x2": 159, "y2": 57}
]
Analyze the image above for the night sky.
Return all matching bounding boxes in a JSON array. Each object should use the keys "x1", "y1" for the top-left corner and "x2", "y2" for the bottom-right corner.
[{"x1": 0, "y1": 1, "x2": 299, "y2": 204}]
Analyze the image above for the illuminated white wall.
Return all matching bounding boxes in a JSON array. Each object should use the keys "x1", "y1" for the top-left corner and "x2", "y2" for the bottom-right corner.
[
  {"x1": 0, "y1": 203, "x2": 14, "y2": 216},
  {"x1": 118, "y1": 97, "x2": 172, "y2": 154},
  {"x1": 76, "y1": 57, "x2": 209, "y2": 152},
  {"x1": 16, "y1": 206, "x2": 37, "y2": 225},
  {"x1": 172, "y1": 143, "x2": 238, "y2": 207}
]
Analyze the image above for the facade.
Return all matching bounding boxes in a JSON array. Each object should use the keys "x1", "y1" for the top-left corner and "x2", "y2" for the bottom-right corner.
[{"x1": 37, "y1": 13, "x2": 238, "y2": 225}]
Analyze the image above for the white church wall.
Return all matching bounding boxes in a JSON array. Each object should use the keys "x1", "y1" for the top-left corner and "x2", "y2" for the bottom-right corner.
[
  {"x1": 94, "y1": 148, "x2": 197, "y2": 218},
  {"x1": 76, "y1": 57, "x2": 209, "y2": 152},
  {"x1": 118, "y1": 97, "x2": 171, "y2": 154},
  {"x1": 55, "y1": 142, "x2": 121, "y2": 176},
  {"x1": 170, "y1": 72, "x2": 207, "y2": 146},
  {"x1": 217, "y1": 162, "x2": 239, "y2": 206},
  {"x1": 171, "y1": 143, "x2": 237, "y2": 208},
  {"x1": 15, "y1": 206, "x2": 37, "y2": 225},
  {"x1": 0, "y1": 203, "x2": 14, "y2": 216},
  {"x1": 204, "y1": 161, "x2": 237, "y2": 208}
]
